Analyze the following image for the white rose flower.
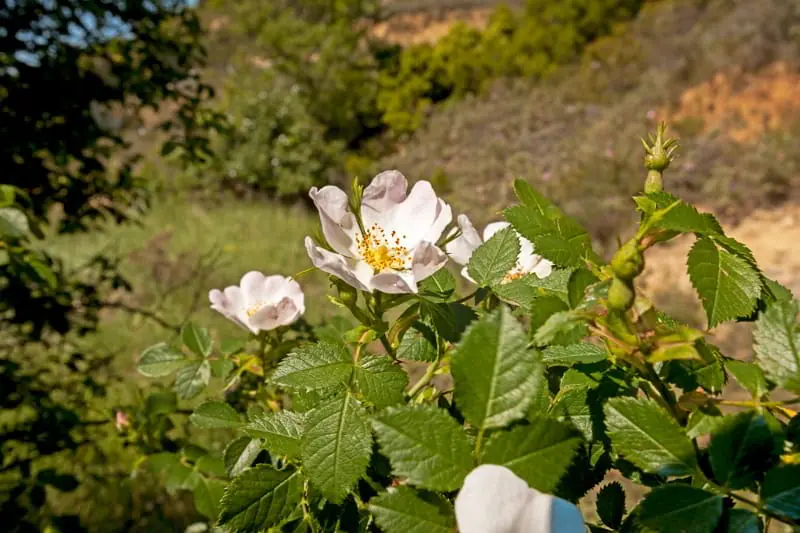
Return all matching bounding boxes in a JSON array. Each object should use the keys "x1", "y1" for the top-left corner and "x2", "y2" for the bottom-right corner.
[
  {"x1": 455, "y1": 464, "x2": 585, "y2": 533},
  {"x1": 446, "y1": 215, "x2": 553, "y2": 283},
  {"x1": 208, "y1": 271, "x2": 305, "y2": 334},
  {"x1": 305, "y1": 170, "x2": 452, "y2": 294}
]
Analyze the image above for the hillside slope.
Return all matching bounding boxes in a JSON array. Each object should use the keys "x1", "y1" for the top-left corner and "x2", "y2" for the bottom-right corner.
[{"x1": 381, "y1": 0, "x2": 800, "y2": 254}]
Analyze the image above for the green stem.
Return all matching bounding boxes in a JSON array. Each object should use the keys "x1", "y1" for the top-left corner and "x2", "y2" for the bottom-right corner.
[{"x1": 407, "y1": 353, "x2": 441, "y2": 399}]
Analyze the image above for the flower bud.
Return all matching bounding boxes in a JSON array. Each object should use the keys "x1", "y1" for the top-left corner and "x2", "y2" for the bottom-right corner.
[
  {"x1": 610, "y1": 240, "x2": 644, "y2": 281},
  {"x1": 334, "y1": 279, "x2": 359, "y2": 307},
  {"x1": 608, "y1": 277, "x2": 635, "y2": 311}
]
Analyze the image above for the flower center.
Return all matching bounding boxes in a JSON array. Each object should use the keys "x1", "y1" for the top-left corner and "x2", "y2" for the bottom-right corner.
[
  {"x1": 246, "y1": 304, "x2": 264, "y2": 318},
  {"x1": 503, "y1": 271, "x2": 526, "y2": 282},
  {"x1": 356, "y1": 224, "x2": 411, "y2": 272}
]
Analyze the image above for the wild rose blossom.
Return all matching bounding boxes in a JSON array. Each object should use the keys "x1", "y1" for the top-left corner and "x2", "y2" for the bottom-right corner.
[
  {"x1": 455, "y1": 464, "x2": 585, "y2": 533},
  {"x1": 305, "y1": 170, "x2": 452, "y2": 294},
  {"x1": 446, "y1": 215, "x2": 553, "y2": 283},
  {"x1": 208, "y1": 271, "x2": 305, "y2": 334}
]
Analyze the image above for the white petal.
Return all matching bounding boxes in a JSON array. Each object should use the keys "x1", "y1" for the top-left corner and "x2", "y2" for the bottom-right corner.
[
  {"x1": 361, "y1": 170, "x2": 408, "y2": 214},
  {"x1": 460, "y1": 266, "x2": 477, "y2": 285},
  {"x1": 531, "y1": 258, "x2": 554, "y2": 279},
  {"x1": 424, "y1": 198, "x2": 453, "y2": 243},
  {"x1": 281, "y1": 277, "x2": 306, "y2": 315},
  {"x1": 446, "y1": 214, "x2": 482, "y2": 265},
  {"x1": 515, "y1": 492, "x2": 585, "y2": 533},
  {"x1": 412, "y1": 241, "x2": 448, "y2": 284},
  {"x1": 305, "y1": 237, "x2": 369, "y2": 292},
  {"x1": 370, "y1": 270, "x2": 417, "y2": 294},
  {"x1": 483, "y1": 221, "x2": 511, "y2": 241},
  {"x1": 456, "y1": 465, "x2": 534, "y2": 533},
  {"x1": 209, "y1": 287, "x2": 249, "y2": 331},
  {"x1": 309, "y1": 185, "x2": 359, "y2": 256},
  {"x1": 239, "y1": 271, "x2": 267, "y2": 303},
  {"x1": 381, "y1": 180, "x2": 440, "y2": 248}
]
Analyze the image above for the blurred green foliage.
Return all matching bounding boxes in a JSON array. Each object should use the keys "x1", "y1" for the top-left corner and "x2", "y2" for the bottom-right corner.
[
  {"x1": 209, "y1": 71, "x2": 344, "y2": 196},
  {"x1": 1, "y1": 0, "x2": 219, "y2": 531}
]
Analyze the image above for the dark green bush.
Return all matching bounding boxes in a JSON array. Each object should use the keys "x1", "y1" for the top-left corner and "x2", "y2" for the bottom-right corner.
[
  {"x1": 377, "y1": 0, "x2": 645, "y2": 135},
  {"x1": 212, "y1": 71, "x2": 344, "y2": 196}
]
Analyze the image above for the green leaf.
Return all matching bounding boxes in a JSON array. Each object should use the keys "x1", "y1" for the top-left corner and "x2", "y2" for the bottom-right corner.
[
  {"x1": 220, "y1": 338, "x2": 247, "y2": 355},
  {"x1": 761, "y1": 465, "x2": 800, "y2": 520},
  {"x1": 419, "y1": 301, "x2": 476, "y2": 343},
  {"x1": 481, "y1": 416, "x2": 581, "y2": 492},
  {"x1": 723, "y1": 509, "x2": 761, "y2": 533},
  {"x1": 224, "y1": 437, "x2": 263, "y2": 478},
  {"x1": 638, "y1": 485, "x2": 723, "y2": 533},
  {"x1": 550, "y1": 386, "x2": 601, "y2": 442},
  {"x1": 542, "y1": 343, "x2": 606, "y2": 367},
  {"x1": 686, "y1": 408, "x2": 725, "y2": 439},
  {"x1": 505, "y1": 180, "x2": 594, "y2": 267},
  {"x1": 244, "y1": 410, "x2": 304, "y2": 459},
  {"x1": 193, "y1": 476, "x2": 227, "y2": 521},
  {"x1": 663, "y1": 341, "x2": 726, "y2": 394},
  {"x1": 0, "y1": 207, "x2": 30, "y2": 238},
  {"x1": 418, "y1": 269, "x2": 456, "y2": 302},
  {"x1": 533, "y1": 310, "x2": 586, "y2": 346},
  {"x1": 369, "y1": 487, "x2": 455, "y2": 533},
  {"x1": 145, "y1": 452, "x2": 181, "y2": 473},
  {"x1": 314, "y1": 315, "x2": 357, "y2": 345},
  {"x1": 452, "y1": 307, "x2": 544, "y2": 431},
  {"x1": 196, "y1": 455, "x2": 227, "y2": 478},
  {"x1": 397, "y1": 324, "x2": 437, "y2": 362},
  {"x1": 687, "y1": 237, "x2": 761, "y2": 328},
  {"x1": 137, "y1": 343, "x2": 188, "y2": 377},
  {"x1": 218, "y1": 465, "x2": 303, "y2": 533},
  {"x1": 568, "y1": 269, "x2": 599, "y2": 308},
  {"x1": 174, "y1": 360, "x2": 211, "y2": 400},
  {"x1": 27, "y1": 256, "x2": 57, "y2": 288},
  {"x1": 492, "y1": 269, "x2": 573, "y2": 307},
  {"x1": 301, "y1": 394, "x2": 372, "y2": 503},
  {"x1": 605, "y1": 397, "x2": 696, "y2": 476},
  {"x1": 709, "y1": 411, "x2": 783, "y2": 490},
  {"x1": 272, "y1": 341, "x2": 354, "y2": 391},
  {"x1": 371, "y1": 405, "x2": 473, "y2": 491},
  {"x1": 165, "y1": 463, "x2": 199, "y2": 494},
  {"x1": 190, "y1": 401, "x2": 244, "y2": 429},
  {"x1": 644, "y1": 192, "x2": 723, "y2": 235},
  {"x1": 182, "y1": 323, "x2": 213, "y2": 357},
  {"x1": 144, "y1": 391, "x2": 178, "y2": 416},
  {"x1": 753, "y1": 298, "x2": 800, "y2": 392},
  {"x1": 725, "y1": 360, "x2": 769, "y2": 398},
  {"x1": 596, "y1": 482, "x2": 626, "y2": 529},
  {"x1": 354, "y1": 355, "x2": 408, "y2": 408},
  {"x1": 467, "y1": 227, "x2": 520, "y2": 286},
  {"x1": 211, "y1": 358, "x2": 235, "y2": 379}
]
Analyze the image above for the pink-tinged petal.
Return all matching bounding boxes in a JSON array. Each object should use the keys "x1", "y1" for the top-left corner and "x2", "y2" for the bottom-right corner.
[
  {"x1": 384, "y1": 180, "x2": 440, "y2": 247},
  {"x1": 309, "y1": 185, "x2": 358, "y2": 256},
  {"x1": 280, "y1": 278, "x2": 305, "y2": 315},
  {"x1": 248, "y1": 297, "x2": 299, "y2": 332},
  {"x1": 209, "y1": 286, "x2": 249, "y2": 331},
  {"x1": 305, "y1": 237, "x2": 369, "y2": 292},
  {"x1": 370, "y1": 270, "x2": 417, "y2": 294},
  {"x1": 411, "y1": 241, "x2": 448, "y2": 283},
  {"x1": 515, "y1": 492, "x2": 585, "y2": 533},
  {"x1": 424, "y1": 198, "x2": 453, "y2": 243},
  {"x1": 455, "y1": 465, "x2": 533, "y2": 533},
  {"x1": 361, "y1": 170, "x2": 408, "y2": 215},
  {"x1": 483, "y1": 221, "x2": 511, "y2": 241},
  {"x1": 446, "y1": 214, "x2": 482, "y2": 265}
]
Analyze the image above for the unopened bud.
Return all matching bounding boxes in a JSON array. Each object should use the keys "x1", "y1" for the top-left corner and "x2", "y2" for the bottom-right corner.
[
  {"x1": 334, "y1": 279, "x2": 358, "y2": 307},
  {"x1": 608, "y1": 277, "x2": 635, "y2": 311},
  {"x1": 610, "y1": 240, "x2": 644, "y2": 281}
]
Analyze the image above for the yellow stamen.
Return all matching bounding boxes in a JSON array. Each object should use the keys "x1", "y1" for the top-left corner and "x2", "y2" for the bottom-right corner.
[{"x1": 357, "y1": 224, "x2": 411, "y2": 272}]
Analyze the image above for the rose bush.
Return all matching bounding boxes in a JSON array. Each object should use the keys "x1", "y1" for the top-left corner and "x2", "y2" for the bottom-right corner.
[{"x1": 127, "y1": 124, "x2": 800, "y2": 533}]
